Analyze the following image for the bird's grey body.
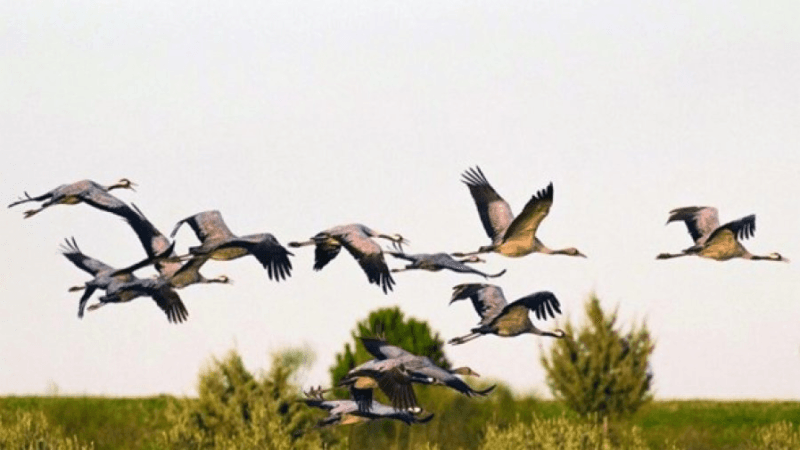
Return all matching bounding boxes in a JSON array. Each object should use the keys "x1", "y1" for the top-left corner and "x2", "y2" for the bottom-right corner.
[
  {"x1": 448, "y1": 283, "x2": 566, "y2": 345},
  {"x1": 657, "y1": 206, "x2": 788, "y2": 262},
  {"x1": 387, "y1": 251, "x2": 506, "y2": 278},
  {"x1": 302, "y1": 387, "x2": 433, "y2": 427},
  {"x1": 117, "y1": 204, "x2": 230, "y2": 288},
  {"x1": 171, "y1": 210, "x2": 293, "y2": 281},
  {"x1": 9, "y1": 178, "x2": 136, "y2": 219},
  {"x1": 60, "y1": 238, "x2": 188, "y2": 323},
  {"x1": 338, "y1": 357, "x2": 420, "y2": 412},
  {"x1": 95, "y1": 277, "x2": 189, "y2": 324},
  {"x1": 92, "y1": 205, "x2": 231, "y2": 324},
  {"x1": 289, "y1": 223, "x2": 406, "y2": 294},
  {"x1": 358, "y1": 337, "x2": 495, "y2": 398},
  {"x1": 454, "y1": 167, "x2": 585, "y2": 259}
]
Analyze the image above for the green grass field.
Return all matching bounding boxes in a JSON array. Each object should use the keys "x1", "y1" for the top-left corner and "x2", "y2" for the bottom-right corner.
[{"x1": 2, "y1": 396, "x2": 799, "y2": 450}]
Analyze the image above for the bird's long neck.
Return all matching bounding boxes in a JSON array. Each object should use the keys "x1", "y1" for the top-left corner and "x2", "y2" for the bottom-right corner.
[
  {"x1": 746, "y1": 253, "x2": 784, "y2": 262},
  {"x1": 548, "y1": 247, "x2": 584, "y2": 257},
  {"x1": 531, "y1": 328, "x2": 566, "y2": 339},
  {"x1": 656, "y1": 252, "x2": 688, "y2": 260},
  {"x1": 450, "y1": 367, "x2": 478, "y2": 377}
]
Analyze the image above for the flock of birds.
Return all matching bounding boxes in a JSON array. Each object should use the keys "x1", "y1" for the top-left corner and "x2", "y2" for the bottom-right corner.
[{"x1": 9, "y1": 166, "x2": 788, "y2": 427}]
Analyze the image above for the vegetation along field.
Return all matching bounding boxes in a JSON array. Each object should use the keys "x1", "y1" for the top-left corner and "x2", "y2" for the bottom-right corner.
[
  {"x1": 3, "y1": 395, "x2": 800, "y2": 449},
  {"x1": 2, "y1": 300, "x2": 799, "y2": 450}
]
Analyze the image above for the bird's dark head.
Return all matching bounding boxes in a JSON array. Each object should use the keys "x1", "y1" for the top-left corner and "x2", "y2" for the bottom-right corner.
[
  {"x1": 451, "y1": 366, "x2": 480, "y2": 377},
  {"x1": 111, "y1": 178, "x2": 137, "y2": 191},
  {"x1": 768, "y1": 252, "x2": 789, "y2": 263},
  {"x1": 560, "y1": 247, "x2": 586, "y2": 258},
  {"x1": 213, "y1": 275, "x2": 232, "y2": 284}
]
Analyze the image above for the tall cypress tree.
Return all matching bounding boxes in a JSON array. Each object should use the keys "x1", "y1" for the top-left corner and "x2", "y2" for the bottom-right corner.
[{"x1": 540, "y1": 295, "x2": 654, "y2": 419}]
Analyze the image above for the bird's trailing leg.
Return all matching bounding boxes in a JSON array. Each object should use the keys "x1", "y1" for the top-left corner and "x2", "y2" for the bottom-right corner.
[
  {"x1": 8, "y1": 191, "x2": 44, "y2": 208},
  {"x1": 448, "y1": 332, "x2": 483, "y2": 345},
  {"x1": 86, "y1": 302, "x2": 107, "y2": 313},
  {"x1": 68, "y1": 285, "x2": 86, "y2": 292},
  {"x1": 376, "y1": 233, "x2": 409, "y2": 252},
  {"x1": 23, "y1": 207, "x2": 45, "y2": 218},
  {"x1": 303, "y1": 385, "x2": 330, "y2": 399}
]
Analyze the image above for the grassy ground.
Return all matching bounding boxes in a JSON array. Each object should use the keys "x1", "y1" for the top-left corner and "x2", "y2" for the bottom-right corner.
[
  {"x1": 0, "y1": 396, "x2": 171, "y2": 450},
  {"x1": 1, "y1": 396, "x2": 799, "y2": 450},
  {"x1": 636, "y1": 401, "x2": 800, "y2": 450}
]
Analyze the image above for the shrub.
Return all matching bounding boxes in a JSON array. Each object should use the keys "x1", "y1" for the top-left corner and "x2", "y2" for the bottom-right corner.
[
  {"x1": 541, "y1": 295, "x2": 654, "y2": 420},
  {"x1": 160, "y1": 348, "x2": 322, "y2": 449},
  {"x1": 0, "y1": 409, "x2": 94, "y2": 450}
]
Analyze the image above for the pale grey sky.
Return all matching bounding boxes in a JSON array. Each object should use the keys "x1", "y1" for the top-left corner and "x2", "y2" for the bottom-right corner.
[{"x1": 2, "y1": 1, "x2": 799, "y2": 399}]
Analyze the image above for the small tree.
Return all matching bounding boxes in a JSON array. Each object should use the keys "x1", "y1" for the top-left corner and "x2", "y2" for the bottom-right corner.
[
  {"x1": 329, "y1": 306, "x2": 450, "y2": 388},
  {"x1": 161, "y1": 348, "x2": 322, "y2": 449},
  {"x1": 540, "y1": 295, "x2": 654, "y2": 420}
]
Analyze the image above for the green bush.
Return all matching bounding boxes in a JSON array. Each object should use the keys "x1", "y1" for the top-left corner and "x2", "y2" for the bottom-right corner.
[
  {"x1": 0, "y1": 409, "x2": 94, "y2": 450},
  {"x1": 160, "y1": 348, "x2": 322, "y2": 449},
  {"x1": 541, "y1": 295, "x2": 654, "y2": 420}
]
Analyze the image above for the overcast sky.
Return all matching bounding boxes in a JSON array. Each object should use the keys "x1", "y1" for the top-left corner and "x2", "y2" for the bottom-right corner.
[{"x1": 2, "y1": 1, "x2": 799, "y2": 399}]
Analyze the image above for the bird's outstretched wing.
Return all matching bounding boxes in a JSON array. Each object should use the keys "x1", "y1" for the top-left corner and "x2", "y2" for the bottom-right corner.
[
  {"x1": 218, "y1": 234, "x2": 293, "y2": 281},
  {"x1": 701, "y1": 214, "x2": 756, "y2": 252},
  {"x1": 461, "y1": 167, "x2": 514, "y2": 241},
  {"x1": 170, "y1": 210, "x2": 235, "y2": 243},
  {"x1": 501, "y1": 182, "x2": 553, "y2": 245},
  {"x1": 338, "y1": 234, "x2": 394, "y2": 293},
  {"x1": 716, "y1": 214, "x2": 755, "y2": 241},
  {"x1": 450, "y1": 283, "x2": 508, "y2": 326},
  {"x1": 312, "y1": 236, "x2": 341, "y2": 271},
  {"x1": 150, "y1": 287, "x2": 190, "y2": 324},
  {"x1": 60, "y1": 238, "x2": 113, "y2": 276},
  {"x1": 505, "y1": 291, "x2": 561, "y2": 320},
  {"x1": 360, "y1": 337, "x2": 413, "y2": 360},
  {"x1": 107, "y1": 281, "x2": 189, "y2": 324},
  {"x1": 80, "y1": 189, "x2": 139, "y2": 221},
  {"x1": 667, "y1": 206, "x2": 720, "y2": 244}
]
